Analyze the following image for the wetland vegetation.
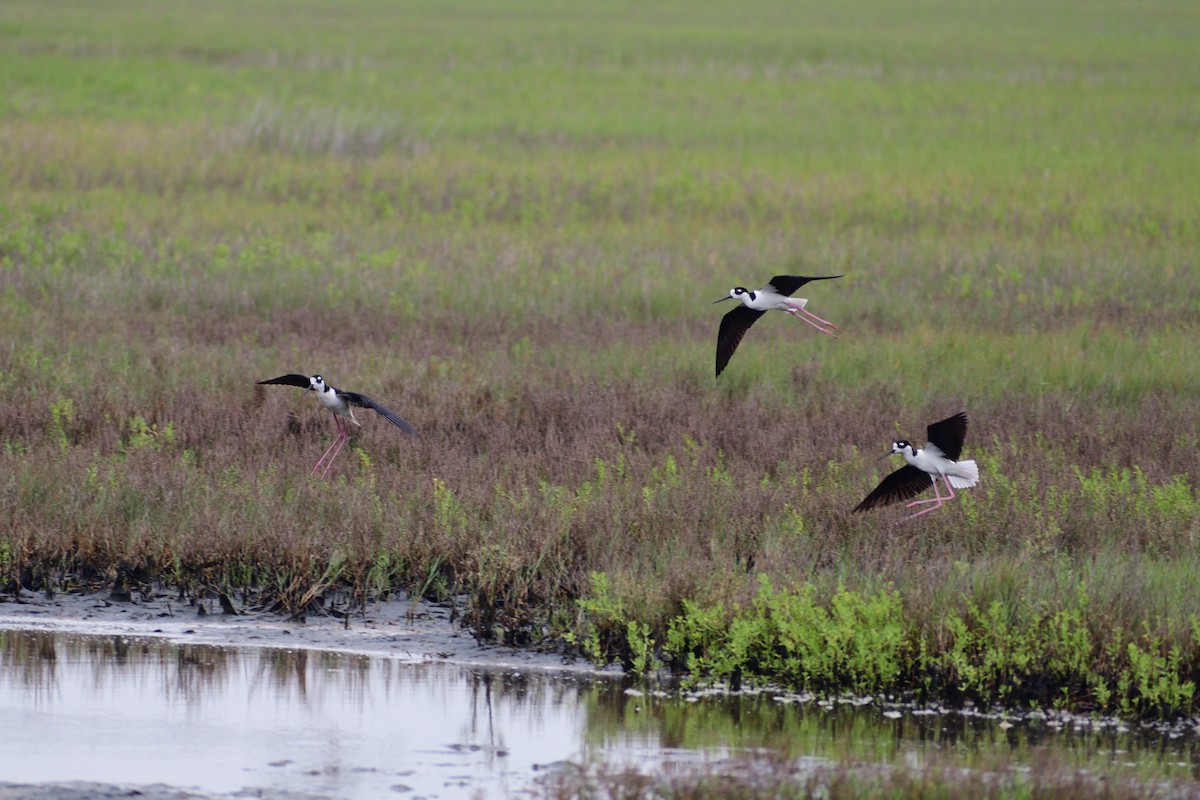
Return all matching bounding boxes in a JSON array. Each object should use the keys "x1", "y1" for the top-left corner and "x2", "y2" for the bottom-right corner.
[{"x1": 2, "y1": 0, "x2": 1199, "y2": 723}]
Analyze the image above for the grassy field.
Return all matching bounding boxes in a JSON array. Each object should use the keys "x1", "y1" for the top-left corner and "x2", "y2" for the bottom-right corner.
[{"x1": 3, "y1": 0, "x2": 1200, "y2": 717}]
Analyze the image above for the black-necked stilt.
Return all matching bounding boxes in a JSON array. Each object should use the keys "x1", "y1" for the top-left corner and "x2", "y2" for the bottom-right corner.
[
  {"x1": 258, "y1": 374, "x2": 417, "y2": 477},
  {"x1": 853, "y1": 411, "x2": 979, "y2": 521},
  {"x1": 713, "y1": 274, "x2": 841, "y2": 377}
]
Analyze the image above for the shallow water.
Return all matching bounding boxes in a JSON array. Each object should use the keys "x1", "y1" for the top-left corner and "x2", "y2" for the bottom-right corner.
[{"x1": 1, "y1": 629, "x2": 1198, "y2": 798}]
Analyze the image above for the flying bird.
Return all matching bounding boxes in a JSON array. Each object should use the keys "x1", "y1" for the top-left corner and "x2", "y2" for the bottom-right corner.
[
  {"x1": 853, "y1": 411, "x2": 979, "y2": 521},
  {"x1": 713, "y1": 274, "x2": 841, "y2": 377},
  {"x1": 258, "y1": 374, "x2": 417, "y2": 477}
]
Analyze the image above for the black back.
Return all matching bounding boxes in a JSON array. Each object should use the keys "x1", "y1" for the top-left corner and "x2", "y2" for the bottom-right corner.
[
  {"x1": 764, "y1": 274, "x2": 842, "y2": 297},
  {"x1": 926, "y1": 412, "x2": 969, "y2": 461}
]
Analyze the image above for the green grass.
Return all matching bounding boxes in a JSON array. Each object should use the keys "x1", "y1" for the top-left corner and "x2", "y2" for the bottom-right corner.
[{"x1": 2, "y1": 0, "x2": 1200, "y2": 718}]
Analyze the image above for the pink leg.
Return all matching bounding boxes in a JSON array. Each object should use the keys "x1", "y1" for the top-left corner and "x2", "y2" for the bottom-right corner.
[
  {"x1": 311, "y1": 414, "x2": 349, "y2": 477},
  {"x1": 311, "y1": 436, "x2": 341, "y2": 476},
  {"x1": 318, "y1": 431, "x2": 349, "y2": 478},
  {"x1": 786, "y1": 308, "x2": 838, "y2": 337},
  {"x1": 901, "y1": 475, "x2": 957, "y2": 521},
  {"x1": 799, "y1": 306, "x2": 839, "y2": 330}
]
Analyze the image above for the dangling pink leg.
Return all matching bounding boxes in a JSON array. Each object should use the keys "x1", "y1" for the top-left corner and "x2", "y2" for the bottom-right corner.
[
  {"x1": 902, "y1": 475, "x2": 958, "y2": 520},
  {"x1": 799, "y1": 306, "x2": 839, "y2": 330},
  {"x1": 311, "y1": 417, "x2": 342, "y2": 476},
  {"x1": 786, "y1": 307, "x2": 838, "y2": 337},
  {"x1": 323, "y1": 415, "x2": 353, "y2": 477},
  {"x1": 318, "y1": 431, "x2": 349, "y2": 478},
  {"x1": 311, "y1": 414, "x2": 349, "y2": 477}
]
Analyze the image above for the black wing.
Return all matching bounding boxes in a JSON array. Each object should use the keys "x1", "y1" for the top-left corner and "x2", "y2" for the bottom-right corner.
[
  {"x1": 926, "y1": 412, "x2": 968, "y2": 462},
  {"x1": 339, "y1": 391, "x2": 418, "y2": 437},
  {"x1": 716, "y1": 306, "x2": 766, "y2": 377},
  {"x1": 764, "y1": 274, "x2": 842, "y2": 297},
  {"x1": 853, "y1": 465, "x2": 932, "y2": 513},
  {"x1": 258, "y1": 374, "x2": 312, "y2": 389}
]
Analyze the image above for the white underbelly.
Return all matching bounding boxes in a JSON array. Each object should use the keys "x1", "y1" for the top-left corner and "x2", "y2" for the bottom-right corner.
[{"x1": 318, "y1": 393, "x2": 348, "y2": 415}]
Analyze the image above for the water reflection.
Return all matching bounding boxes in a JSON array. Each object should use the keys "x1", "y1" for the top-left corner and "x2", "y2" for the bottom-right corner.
[
  {"x1": 582, "y1": 686, "x2": 1200, "y2": 781},
  {"x1": 0, "y1": 630, "x2": 588, "y2": 798},
  {"x1": 1, "y1": 629, "x2": 1198, "y2": 799}
]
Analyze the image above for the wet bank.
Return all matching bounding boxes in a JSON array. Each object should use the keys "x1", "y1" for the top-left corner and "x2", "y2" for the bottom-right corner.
[{"x1": 3, "y1": 608, "x2": 1200, "y2": 799}]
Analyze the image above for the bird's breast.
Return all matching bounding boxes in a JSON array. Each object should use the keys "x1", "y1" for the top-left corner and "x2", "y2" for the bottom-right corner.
[
  {"x1": 905, "y1": 449, "x2": 933, "y2": 470},
  {"x1": 317, "y1": 390, "x2": 345, "y2": 413},
  {"x1": 908, "y1": 449, "x2": 953, "y2": 475}
]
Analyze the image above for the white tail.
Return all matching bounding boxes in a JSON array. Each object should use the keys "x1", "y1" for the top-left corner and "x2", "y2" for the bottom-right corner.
[{"x1": 948, "y1": 459, "x2": 979, "y2": 489}]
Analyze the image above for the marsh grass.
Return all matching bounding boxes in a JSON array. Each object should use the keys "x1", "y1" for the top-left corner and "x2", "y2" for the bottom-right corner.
[{"x1": 3, "y1": 0, "x2": 1200, "y2": 717}]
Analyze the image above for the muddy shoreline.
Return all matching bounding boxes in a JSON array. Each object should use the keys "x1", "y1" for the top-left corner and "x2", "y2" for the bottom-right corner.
[
  {"x1": 0, "y1": 588, "x2": 606, "y2": 674},
  {"x1": 0, "y1": 590, "x2": 610, "y2": 800}
]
